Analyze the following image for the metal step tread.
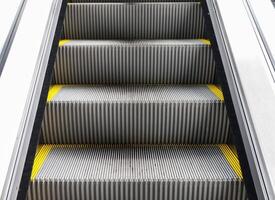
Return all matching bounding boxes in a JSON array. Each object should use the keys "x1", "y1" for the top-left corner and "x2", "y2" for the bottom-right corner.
[
  {"x1": 27, "y1": 145, "x2": 246, "y2": 199},
  {"x1": 68, "y1": 2, "x2": 200, "y2": 4},
  {"x1": 54, "y1": 39, "x2": 214, "y2": 84},
  {"x1": 59, "y1": 39, "x2": 211, "y2": 46},
  {"x1": 63, "y1": 2, "x2": 205, "y2": 39},
  {"x1": 48, "y1": 84, "x2": 223, "y2": 102},
  {"x1": 41, "y1": 84, "x2": 229, "y2": 144}
]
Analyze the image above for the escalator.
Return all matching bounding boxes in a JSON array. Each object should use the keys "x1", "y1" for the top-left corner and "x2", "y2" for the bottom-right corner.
[{"x1": 22, "y1": 0, "x2": 250, "y2": 199}]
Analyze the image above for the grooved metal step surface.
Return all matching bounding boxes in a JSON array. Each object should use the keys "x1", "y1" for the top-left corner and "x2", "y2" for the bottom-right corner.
[
  {"x1": 27, "y1": 145, "x2": 246, "y2": 200},
  {"x1": 54, "y1": 40, "x2": 215, "y2": 84},
  {"x1": 41, "y1": 85, "x2": 229, "y2": 144},
  {"x1": 63, "y1": 3, "x2": 205, "y2": 39}
]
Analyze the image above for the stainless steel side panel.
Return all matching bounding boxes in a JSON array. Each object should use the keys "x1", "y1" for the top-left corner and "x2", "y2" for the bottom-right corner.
[
  {"x1": 207, "y1": 0, "x2": 275, "y2": 199},
  {"x1": 0, "y1": 0, "x2": 64, "y2": 199}
]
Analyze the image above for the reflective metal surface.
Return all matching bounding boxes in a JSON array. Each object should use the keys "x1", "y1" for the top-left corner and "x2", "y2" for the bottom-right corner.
[
  {"x1": 207, "y1": 0, "x2": 275, "y2": 199},
  {"x1": 0, "y1": 0, "x2": 63, "y2": 199},
  {"x1": 246, "y1": 0, "x2": 275, "y2": 78},
  {"x1": 0, "y1": 0, "x2": 25, "y2": 75}
]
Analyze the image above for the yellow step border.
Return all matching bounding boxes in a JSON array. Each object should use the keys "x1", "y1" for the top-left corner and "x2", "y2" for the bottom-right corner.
[
  {"x1": 199, "y1": 39, "x2": 211, "y2": 45},
  {"x1": 35, "y1": 145, "x2": 42, "y2": 157},
  {"x1": 59, "y1": 40, "x2": 71, "y2": 47},
  {"x1": 47, "y1": 85, "x2": 63, "y2": 102},
  {"x1": 207, "y1": 84, "x2": 224, "y2": 101},
  {"x1": 218, "y1": 144, "x2": 243, "y2": 179},
  {"x1": 30, "y1": 145, "x2": 53, "y2": 180},
  {"x1": 229, "y1": 145, "x2": 238, "y2": 158}
]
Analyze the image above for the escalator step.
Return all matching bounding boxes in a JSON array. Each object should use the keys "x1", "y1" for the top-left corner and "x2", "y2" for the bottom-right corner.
[
  {"x1": 63, "y1": 3, "x2": 205, "y2": 39},
  {"x1": 27, "y1": 144, "x2": 247, "y2": 200},
  {"x1": 54, "y1": 40, "x2": 215, "y2": 84},
  {"x1": 41, "y1": 84, "x2": 229, "y2": 144}
]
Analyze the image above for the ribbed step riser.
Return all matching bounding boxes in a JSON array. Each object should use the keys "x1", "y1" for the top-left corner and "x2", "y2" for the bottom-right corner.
[
  {"x1": 63, "y1": 3, "x2": 205, "y2": 39},
  {"x1": 27, "y1": 181, "x2": 247, "y2": 200},
  {"x1": 41, "y1": 102, "x2": 229, "y2": 144},
  {"x1": 54, "y1": 41, "x2": 215, "y2": 84}
]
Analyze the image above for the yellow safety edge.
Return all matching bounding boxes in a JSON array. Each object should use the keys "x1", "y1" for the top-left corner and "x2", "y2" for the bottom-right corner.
[
  {"x1": 31, "y1": 145, "x2": 53, "y2": 180},
  {"x1": 199, "y1": 39, "x2": 211, "y2": 45},
  {"x1": 219, "y1": 144, "x2": 243, "y2": 179},
  {"x1": 47, "y1": 85, "x2": 63, "y2": 102},
  {"x1": 207, "y1": 84, "x2": 224, "y2": 101},
  {"x1": 229, "y1": 145, "x2": 238, "y2": 158},
  {"x1": 35, "y1": 145, "x2": 42, "y2": 157},
  {"x1": 59, "y1": 40, "x2": 71, "y2": 47}
]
